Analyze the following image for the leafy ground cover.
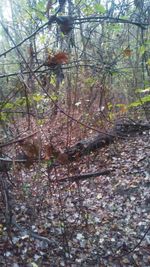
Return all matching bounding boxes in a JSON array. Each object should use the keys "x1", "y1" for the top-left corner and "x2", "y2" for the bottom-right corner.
[{"x1": 0, "y1": 122, "x2": 150, "y2": 267}]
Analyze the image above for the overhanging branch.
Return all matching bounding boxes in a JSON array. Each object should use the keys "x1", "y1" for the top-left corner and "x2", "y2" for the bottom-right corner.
[
  {"x1": 75, "y1": 16, "x2": 149, "y2": 29},
  {"x1": 0, "y1": 14, "x2": 148, "y2": 60}
]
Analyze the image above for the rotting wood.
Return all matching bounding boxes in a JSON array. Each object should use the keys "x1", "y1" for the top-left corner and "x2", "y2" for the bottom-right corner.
[
  {"x1": 66, "y1": 122, "x2": 150, "y2": 161},
  {"x1": 0, "y1": 121, "x2": 149, "y2": 172}
]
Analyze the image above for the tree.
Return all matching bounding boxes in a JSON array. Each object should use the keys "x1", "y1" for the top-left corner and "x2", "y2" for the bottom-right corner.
[{"x1": 0, "y1": 0, "x2": 150, "y2": 265}]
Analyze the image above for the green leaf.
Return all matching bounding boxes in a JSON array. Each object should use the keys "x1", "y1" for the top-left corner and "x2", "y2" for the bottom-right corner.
[
  {"x1": 39, "y1": 35, "x2": 46, "y2": 44},
  {"x1": 128, "y1": 101, "x2": 141, "y2": 108},
  {"x1": 139, "y1": 45, "x2": 146, "y2": 55},
  {"x1": 135, "y1": 87, "x2": 150, "y2": 93},
  {"x1": 50, "y1": 75, "x2": 56, "y2": 86},
  {"x1": 3, "y1": 103, "x2": 14, "y2": 109},
  {"x1": 94, "y1": 3, "x2": 106, "y2": 14},
  {"x1": 60, "y1": 222, "x2": 64, "y2": 228},
  {"x1": 50, "y1": 93, "x2": 58, "y2": 101},
  {"x1": 141, "y1": 95, "x2": 150, "y2": 102},
  {"x1": 37, "y1": 119, "x2": 44, "y2": 125},
  {"x1": 15, "y1": 97, "x2": 26, "y2": 107},
  {"x1": 35, "y1": 1, "x2": 45, "y2": 12},
  {"x1": 22, "y1": 183, "x2": 30, "y2": 194},
  {"x1": 36, "y1": 12, "x2": 47, "y2": 21},
  {"x1": 107, "y1": 102, "x2": 113, "y2": 110},
  {"x1": 111, "y1": 71, "x2": 119, "y2": 76},
  {"x1": 146, "y1": 59, "x2": 150, "y2": 66},
  {"x1": 128, "y1": 95, "x2": 150, "y2": 108},
  {"x1": 108, "y1": 112, "x2": 114, "y2": 120},
  {"x1": 0, "y1": 113, "x2": 8, "y2": 121},
  {"x1": 144, "y1": 39, "x2": 150, "y2": 45},
  {"x1": 47, "y1": 160, "x2": 53, "y2": 167},
  {"x1": 107, "y1": 23, "x2": 121, "y2": 32},
  {"x1": 120, "y1": 15, "x2": 129, "y2": 19},
  {"x1": 33, "y1": 94, "x2": 44, "y2": 102},
  {"x1": 75, "y1": 0, "x2": 86, "y2": 4},
  {"x1": 84, "y1": 77, "x2": 96, "y2": 86},
  {"x1": 83, "y1": 5, "x2": 94, "y2": 15},
  {"x1": 144, "y1": 80, "x2": 150, "y2": 86},
  {"x1": 115, "y1": 103, "x2": 125, "y2": 107}
]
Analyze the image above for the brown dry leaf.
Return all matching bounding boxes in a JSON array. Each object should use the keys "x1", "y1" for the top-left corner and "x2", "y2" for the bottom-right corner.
[
  {"x1": 46, "y1": 0, "x2": 53, "y2": 18},
  {"x1": 44, "y1": 144, "x2": 59, "y2": 160},
  {"x1": 44, "y1": 52, "x2": 68, "y2": 67},
  {"x1": 123, "y1": 48, "x2": 132, "y2": 57},
  {"x1": 111, "y1": 223, "x2": 119, "y2": 231},
  {"x1": 44, "y1": 144, "x2": 54, "y2": 160},
  {"x1": 57, "y1": 152, "x2": 69, "y2": 164},
  {"x1": 20, "y1": 140, "x2": 40, "y2": 158},
  {"x1": 27, "y1": 45, "x2": 34, "y2": 57},
  {"x1": 52, "y1": 52, "x2": 68, "y2": 64},
  {"x1": 74, "y1": 151, "x2": 82, "y2": 160},
  {"x1": 24, "y1": 158, "x2": 34, "y2": 168},
  {"x1": 119, "y1": 105, "x2": 127, "y2": 114}
]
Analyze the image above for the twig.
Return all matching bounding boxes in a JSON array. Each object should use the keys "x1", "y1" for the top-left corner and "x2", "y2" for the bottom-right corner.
[
  {"x1": 0, "y1": 2, "x2": 65, "y2": 59},
  {"x1": 1, "y1": 21, "x2": 115, "y2": 138},
  {"x1": 113, "y1": 225, "x2": 150, "y2": 259},
  {"x1": 0, "y1": 13, "x2": 148, "y2": 60},
  {"x1": 0, "y1": 64, "x2": 146, "y2": 79},
  {"x1": 11, "y1": 216, "x2": 57, "y2": 246},
  {"x1": 0, "y1": 130, "x2": 38, "y2": 148},
  {"x1": 59, "y1": 170, "x2": 112, "y2": 183},
  {"x1": 0, "y1": 21, "x2": 48, "y2": 58},
  {"x1": 75, "y1": 16, "x2": 149, "y2": 29}
]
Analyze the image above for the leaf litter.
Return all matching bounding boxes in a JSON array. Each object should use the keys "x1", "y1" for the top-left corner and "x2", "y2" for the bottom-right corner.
[{"x1": 0, "y1": 126, "x2": 150, "y2": 267}]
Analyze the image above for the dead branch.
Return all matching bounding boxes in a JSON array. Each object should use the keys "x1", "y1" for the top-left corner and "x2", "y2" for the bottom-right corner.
[
  {"x1": 0, "y1": 131, "x2": 38, "y2": 148},
  {"x1": 66, "y1": 122, "x2": 150, "y2": 160},
  {"x1": 11, "y1": 216, "x2": 57, "y2": 246},
  {"x1": 59, "y1": 169, "x2": 113, "y2": 183}
]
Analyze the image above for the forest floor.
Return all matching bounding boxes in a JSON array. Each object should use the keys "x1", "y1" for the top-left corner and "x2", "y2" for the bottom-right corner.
[{"x1": 0, "y1": 117, "x2": 150, "y2": 267}]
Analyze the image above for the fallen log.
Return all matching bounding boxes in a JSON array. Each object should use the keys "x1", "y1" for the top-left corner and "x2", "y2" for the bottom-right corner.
[
  {"x1": 65, "y1": 121, "x2": 150, "y2": 160},
  {"x1": 0, "y1": 121, "x2": 149, "y2": 171}
]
